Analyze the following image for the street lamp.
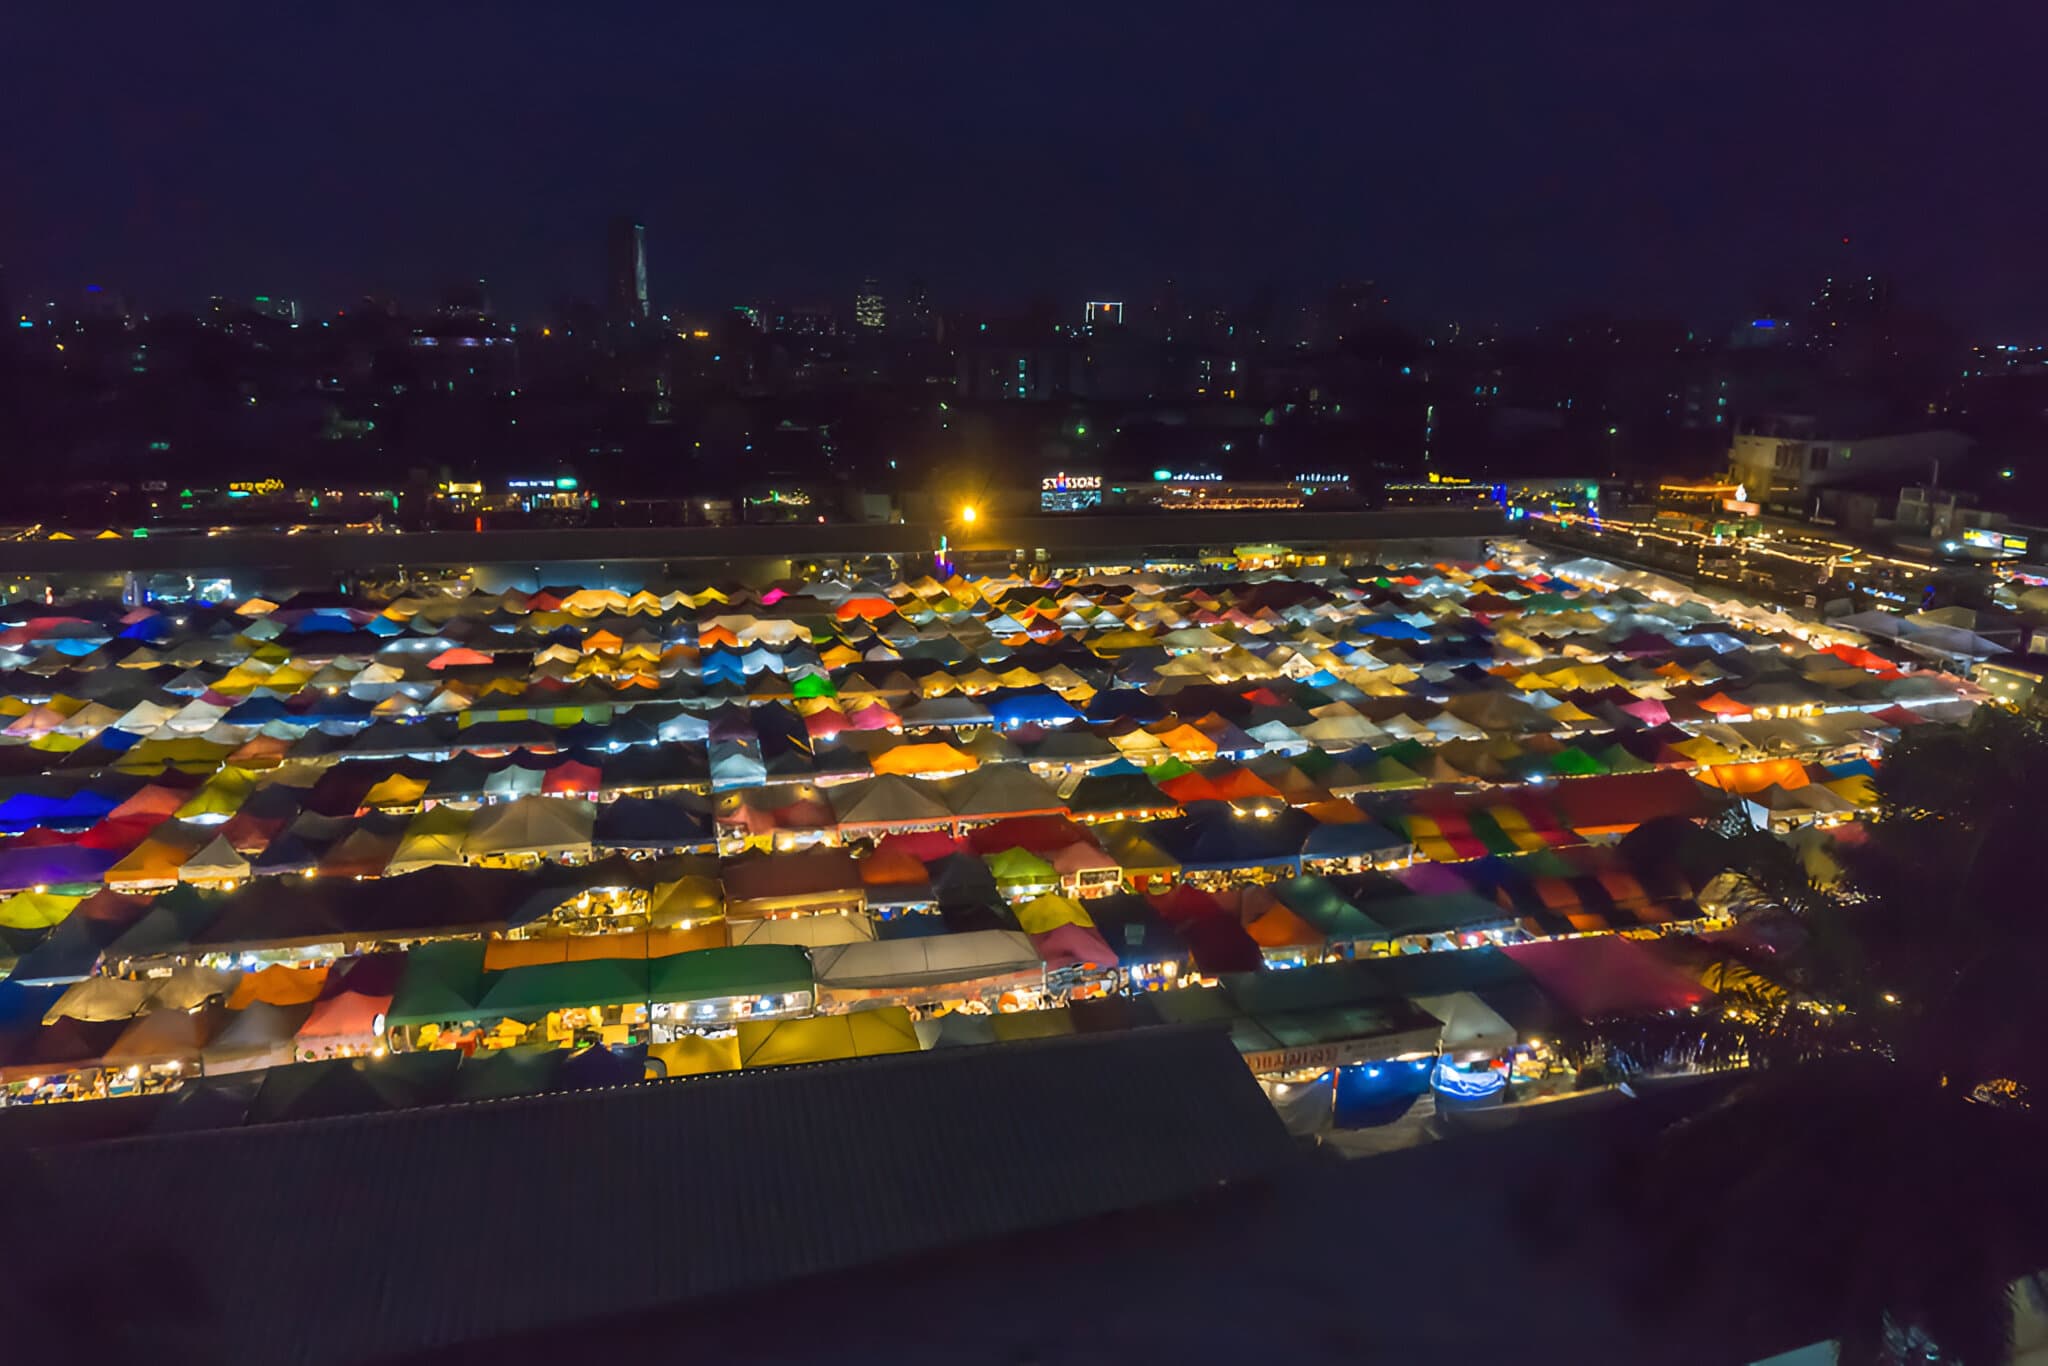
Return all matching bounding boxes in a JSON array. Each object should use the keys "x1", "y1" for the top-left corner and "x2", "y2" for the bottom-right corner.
[{"x1": 958, "y1": 504, "x2": 979, "y2": 525}]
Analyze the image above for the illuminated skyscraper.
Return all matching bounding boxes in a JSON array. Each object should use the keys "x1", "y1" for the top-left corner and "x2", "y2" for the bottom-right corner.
[
  {"x1": 607, "y1": 217, "x2": 649, "y2": 325},
  {"x1": 854, "y1": 277, "x2": 886, "y2": 331}
]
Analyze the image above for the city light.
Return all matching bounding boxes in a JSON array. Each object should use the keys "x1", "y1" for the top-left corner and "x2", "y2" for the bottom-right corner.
[{"x1": 958, "y1": 504, "x2": 978, "y2": 524}]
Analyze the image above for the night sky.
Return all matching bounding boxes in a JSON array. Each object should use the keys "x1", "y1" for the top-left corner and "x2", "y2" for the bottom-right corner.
[{"x1": 2, "y1": 2, "x2": 2030, "y2": 331}]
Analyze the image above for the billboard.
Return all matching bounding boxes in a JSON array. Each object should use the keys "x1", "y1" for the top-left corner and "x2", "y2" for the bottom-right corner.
[
  {"x1": 1040, "y1": 472, "x2": 1102, "y2": 513},
  {"x1": 1963, "y1": 527, "x2": 2029, "y2": 556}
]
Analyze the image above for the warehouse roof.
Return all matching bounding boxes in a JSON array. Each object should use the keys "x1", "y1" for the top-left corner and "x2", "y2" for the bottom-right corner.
[{"x1": 25, "y1": 1025, "x2": 1292, "y2": 1366}]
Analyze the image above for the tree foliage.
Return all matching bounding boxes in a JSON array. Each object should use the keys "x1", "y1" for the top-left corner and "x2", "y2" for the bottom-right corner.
[{"x1": 1626, "y1": 709, "x2": 2048, "y2": 1364}]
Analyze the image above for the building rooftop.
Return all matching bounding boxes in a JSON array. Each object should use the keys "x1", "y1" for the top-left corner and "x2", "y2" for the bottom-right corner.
[{"x1": 14, "y1": 1026, "x2": 1293, "y2": 1366}]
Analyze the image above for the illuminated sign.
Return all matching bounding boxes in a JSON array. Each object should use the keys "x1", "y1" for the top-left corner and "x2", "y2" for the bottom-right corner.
[
  {"x1": 440, "y1": 481, "x2": 484, "y2": 496},
  {"x1": 1041, "y1": 471, "x2": 1102, "y2": 513},
  {"x1": 1963, "y1": 527, "x2": 2029, "y2": 556},
  {"x1": 506, "y1": 477, "x2": 581, "y2": 491},
  {"x1": 1157, "y1": 472, "x2": 1222, "y2": 483},
  {"x1": 227, "y1": 479, "x2": 285, "y2": 496},
  {"x1": 1293, "y1": 473, "x2": 1351, "y2": 484}
]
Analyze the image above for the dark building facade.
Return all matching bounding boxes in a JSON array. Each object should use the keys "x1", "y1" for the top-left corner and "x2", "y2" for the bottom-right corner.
[{"x1": 607, "y1": 217, "x2": 649, "y2": 325}]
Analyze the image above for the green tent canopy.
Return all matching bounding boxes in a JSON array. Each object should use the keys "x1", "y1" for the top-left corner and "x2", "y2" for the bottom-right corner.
[
  {"x1": 648, "y1": 944, "x2": 813, "y2": 1004},
  {"x1": 385, "y1": 939, "x2": 489, "y2": 1027},
  {"x1": 475, "y1": 958, "x2": 650, "y2": 1020}
]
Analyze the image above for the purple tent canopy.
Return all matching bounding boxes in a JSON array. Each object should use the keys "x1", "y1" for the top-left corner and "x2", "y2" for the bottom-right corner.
[{"x1": 0, "y1": 843, "x2": 120, "y2": 891}]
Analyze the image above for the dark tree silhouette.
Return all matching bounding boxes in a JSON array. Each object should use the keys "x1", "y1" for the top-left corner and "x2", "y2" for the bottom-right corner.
[{"x1": 1626, "y1": 709, "x2": 2048, "y2": 1363}]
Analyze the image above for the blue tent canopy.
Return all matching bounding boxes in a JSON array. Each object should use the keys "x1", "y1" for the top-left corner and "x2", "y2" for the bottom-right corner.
[{"x1": 986, "y1": 688, "x2": 1083, "y2": 729}]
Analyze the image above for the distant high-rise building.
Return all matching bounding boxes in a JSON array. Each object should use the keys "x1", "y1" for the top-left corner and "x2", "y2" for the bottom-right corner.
[
  {"x1": 854, "y1": 277, "x2": 887, "y2": 331},
  {"x1": 1082, "y1": 300, "x2": 1124, "y2": 332},
  {"x1": 768, "y1": 302, "x2": 837, "y2": 336},
  {"x1": 1319, "y1": 280, "x2": 1386, "y2": 347},
  {"x1": 898, "y1": 278, "x2": 931, "y2": 337},
  {"x1": 249, "y1": 295, "x2": 302, "y2": 325},
  {"x1": 607, "y1": 217, "x2": 649, "y2": 324},
  {"x1": 1807, "y1": 273, "x2": 1893, "y2": 352},
  {"x1": 438, "y1": 280, "x2": 490, "y2": 320}
]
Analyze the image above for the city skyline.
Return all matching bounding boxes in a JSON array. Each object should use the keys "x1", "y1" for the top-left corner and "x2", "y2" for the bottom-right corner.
[{"x1": 2, "y1": 4, "x2": 2031, "y2": 331}]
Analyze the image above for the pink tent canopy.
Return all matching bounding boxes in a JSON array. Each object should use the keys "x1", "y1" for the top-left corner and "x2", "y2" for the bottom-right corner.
[{"x1": 1501, "y1": 936, "x2": 1712, "y2": 1019}]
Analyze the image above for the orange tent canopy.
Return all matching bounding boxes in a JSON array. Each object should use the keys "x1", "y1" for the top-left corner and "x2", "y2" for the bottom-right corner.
[
  {"x1": 872, "y1": 742, "x2": 978, "y2": 776},
  {"x1": 1697, "y1": 758, "x2": 1810, "y2": 795},
  {"x1": 228, "y1": 964, "x2": 329, "y2": 1009},
  {"x1": 835, "y1": 597, "x2": 899, "y2": 621}
]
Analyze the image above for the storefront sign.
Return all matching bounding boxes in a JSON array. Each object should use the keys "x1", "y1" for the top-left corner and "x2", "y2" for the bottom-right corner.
[
  {"x1": 1243, "y1": 1043, "x2": 1347, "y2": 1074},
  {"x1": 1964, "y1": 527, "x2": 2029, "y2": 556},
  {"x1": 228, "y1": 479, "x2": 285, "y2": 496},
  {"x1": 1040, "y1": 472, "x2": 1101, "y2": 492}
]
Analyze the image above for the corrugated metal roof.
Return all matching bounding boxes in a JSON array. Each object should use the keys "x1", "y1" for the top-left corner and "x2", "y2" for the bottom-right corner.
[{"x1": 30, "y1": 1025, "x2": 1292, "y2": 1366}]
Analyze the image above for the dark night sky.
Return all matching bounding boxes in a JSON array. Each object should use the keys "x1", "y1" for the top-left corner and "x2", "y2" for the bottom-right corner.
[{"x1": 2, "y1": 2, "x2": 2034, "y2": 331}]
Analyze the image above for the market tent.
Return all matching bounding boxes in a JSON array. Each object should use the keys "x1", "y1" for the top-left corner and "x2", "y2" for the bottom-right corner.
[
  {"x1": 0, "y1": 1014, "x2": 127, "y2": 1083},
  {"x1": 295, "y1": 989, "x2": 393, "y2": 1048},
  {"x1": 0, "y1": 843, "x2": 121, "y2": 891},
  {"x1": 386, "y1": 803, "x2": 476, "y2": 874},
  {"x1": 721, "y1": 848, "x2": 864, "y2": 919},
  {"x1": 201, "y1": 1000, "x2": 314, "y2": 1074},
  {"x1": 871, "y1": 741, "x2": 979, "y2": 776},
  {"x1": 646, "y1": 875, "x2": 725, "y2": 929},
  {"x1": 984, "y1": 845, "x2": 1058, "y2": 891},
  {"x1": 1030, "y1": 921, "x2": 1120, "y2": 971},
  {"x1": 103, "y1": 1001, "x2": 230, "y2": 1067},
  {"x1": 648, "y1": 1032, "x2": 741, "y2": 1077},
  {"x1": 809, "y1": 929, "x2": 1042, "y2": 997},
  {"x1": 0, "y1": 889, "x2": 83, "y2": 931},
  {"x1": 384, "y1": 939, "x2": 488, "y2": 1027},
  {"x1": 726, "y1": 914, "x2": 875, "y2": 948},
  {"x1": 463, "y1": 796, "x2": 596, "y2": 860},
  {"x1": 827, "y1": 774, "x2": 953, "y2": 832},
  {"x1": 227, "y1": 964, "x2": 330, "y2": 1009},
  {"x1": 1412, "y1": 991, "x2": 1519, "y2": 1060},
  {"x1": 1501, "y1": 936, "x2": 1714, "y2": 1018},
  {"x1": 912, "y1": 1010, "x2": 998, "y2": 1049},
  {"x1": 1012, "y1": 892, "x2": 1094, "y2": 935},
  {"x1": 735, "y1": 1005, "x2": 920, "y2": 1067},
  {"x1": 1065, "y1": 771, "x2": 1178, "y2": 821},
  {"x1": 1548, "y1": 770, "x2": 1718, "y2": 836},
  {"x1": 592, "y1": 797, "x2": 713, "y2": 851},
  {"x1": 475, "y1": 958, "x2": 650, "y2": 1020},
  {"x1": 647, "y1": 944, "x2": 813, "y2": 1004},
  {"x1": 938, "y1": 766, "x2": 1069, "y2": 822},
  {"x1": 44, "y1": 974, "x2": 155, "y2": 1023},
  {"x1": 178, "y1": 835, "x2": 252, "y2": 885}
]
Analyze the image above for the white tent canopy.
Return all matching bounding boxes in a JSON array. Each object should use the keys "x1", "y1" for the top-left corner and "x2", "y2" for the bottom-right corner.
[{"x1": 810, "y1": 929, "x2": 1042, "y2": 995}]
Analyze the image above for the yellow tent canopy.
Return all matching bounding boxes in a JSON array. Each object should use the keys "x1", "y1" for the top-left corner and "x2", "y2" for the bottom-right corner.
[
  {"x1": 1013, "y1": 892, "x2": 1094, "y2": 935},
  {"x1": 737, "y1": 1007, "x2": 920, "y2": 1067},
  {"x1": 648, "y1": 1033, "x2": 742, "y2": 1077},
  {"x1": 0, "y1": 890, "x2": 82, "y2": 930}
]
